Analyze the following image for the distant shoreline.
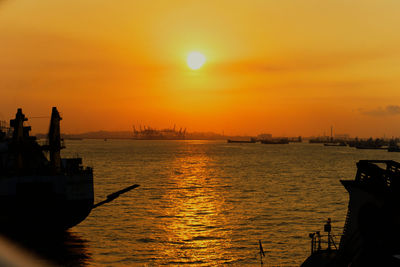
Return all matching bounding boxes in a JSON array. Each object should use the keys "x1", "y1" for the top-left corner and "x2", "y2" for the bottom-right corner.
[{"x1": 34, "y1": 131, "x2": 398, "y2": 141}]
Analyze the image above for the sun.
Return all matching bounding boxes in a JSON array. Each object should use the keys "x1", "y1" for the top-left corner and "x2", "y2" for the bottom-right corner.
[{"x1": 187, "y1": 52, "x2": 206, "y2": 70}]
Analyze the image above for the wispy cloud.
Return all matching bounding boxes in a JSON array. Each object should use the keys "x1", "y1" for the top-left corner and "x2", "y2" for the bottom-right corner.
[
  {"x1": 212, "y1": 49, "x2": 400, "y2": 74},
  {"x1": 360, "y1": 105, "x2": 400, "y2": 116}
]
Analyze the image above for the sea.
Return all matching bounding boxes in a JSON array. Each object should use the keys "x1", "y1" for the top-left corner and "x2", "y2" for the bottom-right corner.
[{"x1": 16, "y1": 140, "x2": 400, "y2": 266}]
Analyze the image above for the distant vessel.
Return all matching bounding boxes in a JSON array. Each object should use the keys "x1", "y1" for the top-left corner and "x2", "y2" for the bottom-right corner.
[
  {"x1": 309, "y1": 137, "x2": 330, "y2": 143},
  {"x1": 132, "y1": 125, "x2": 186, "y2": 140},
  {"x1": 350, "y1": 138, "x2": 388, "y2": 150},
  {"x1": 388, "y1": 140, "x2": 400, "y2": 152},
  {"x1": 388, "y1": 146, "x2": 400, "y2": 152},
  {"x1": 323, "y1": 142, "x2": 346, "y2": 147},
  {"x1": 260, "y1": 138, "x2": 289, "y2": 144},
  {"x1": 302, "y1": 160, "x2": 400, "y2": 266},
  {"x1": 0, "y1": 108, "x2": 94, "y2": 231},
  {"x1": 227, "y1": 138, "x2": 256, "y2": 143},
  {"x1": 355, "y1": 145, "x2": 387, "y2": 150}
]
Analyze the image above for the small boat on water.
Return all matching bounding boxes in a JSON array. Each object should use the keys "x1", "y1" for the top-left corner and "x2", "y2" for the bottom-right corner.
[
  {"x1": 227, "y1": 138, "x2": 256, "y2": 143},
  {"x1": 323, "y1": 142, "x2": 346, "y2": 147},
  {"x1": 302, "y1": 160, "x2": 400, "y2": 266},
  {"x1": 352, "y1": 138, "x2": 388, "y2": 150},
  {"x1": 260, "y1": 138, "x2": 289, "y2": 144},
  {"x1": 388, "y1": 140, "x2": 400, "y2": 152},
  {"x1": 355, "y1": 145, "x2": 387, "y2": 150},
  {"x1": 0, "y1": 108, "x2": 138, "y2": 232},
  {"x1": 388, "y1": 146, "x2": 400, "y2": 152}
]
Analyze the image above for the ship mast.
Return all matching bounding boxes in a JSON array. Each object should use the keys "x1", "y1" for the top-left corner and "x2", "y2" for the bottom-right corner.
[
  {"x1": 10, "y1": 108, "x2": 30, "y2": 170},
  {"x1": 48, "y1": 107, "x2": 63, "y2": 173}
]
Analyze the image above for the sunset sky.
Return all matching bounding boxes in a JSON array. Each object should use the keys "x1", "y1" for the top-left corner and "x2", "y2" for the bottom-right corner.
[{"x1": 1, "y1": 0, "x2": 400, "y2": 137}]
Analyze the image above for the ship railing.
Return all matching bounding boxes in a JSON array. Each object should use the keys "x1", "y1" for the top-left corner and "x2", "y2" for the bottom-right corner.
[
  {"x1": 355, "y1": 160, "x2": 400, "y2": 189},
  {"x1": 60, "y1": 157, "x2": 93, "y2": 176},
  {"x1": 309, "y1": 232, "x2": 341, "y2": 254}
]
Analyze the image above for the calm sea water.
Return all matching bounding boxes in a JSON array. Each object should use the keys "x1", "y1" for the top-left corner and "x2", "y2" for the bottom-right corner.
[{"x1": 21, "y1": 140, "x2": 400, "y2": 266}]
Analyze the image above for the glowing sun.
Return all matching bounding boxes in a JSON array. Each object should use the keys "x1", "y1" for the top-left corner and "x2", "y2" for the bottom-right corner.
[{"x1": 187, "y1": 52, "x2": 206, "y2": 70}]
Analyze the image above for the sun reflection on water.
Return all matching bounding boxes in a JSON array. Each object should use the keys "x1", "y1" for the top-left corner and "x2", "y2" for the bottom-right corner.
[{"x1": 156, "y1": 147, "x2": 234, "y2": 265}]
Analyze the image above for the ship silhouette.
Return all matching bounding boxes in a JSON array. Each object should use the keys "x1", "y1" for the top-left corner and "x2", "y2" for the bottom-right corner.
[
  {"x1": 0, "y1": 107, "x2": 138, "y2": 232},
  {"x1": 302, "y1": 160, "x2": 400, "y2": 266}
]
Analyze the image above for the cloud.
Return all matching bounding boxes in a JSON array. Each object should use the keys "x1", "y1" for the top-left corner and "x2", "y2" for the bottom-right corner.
[
  {"x1": 212, "y1": 49, "x2": 400, "y2": 75},
  {"x1": 361, "y1": 105, "x2": 400, "y2": 116}
]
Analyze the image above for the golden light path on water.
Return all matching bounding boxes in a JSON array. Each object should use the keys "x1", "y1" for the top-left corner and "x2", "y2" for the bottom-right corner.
[{"x1": 141, "y1": 141, "x2": 236, "y2": 265}]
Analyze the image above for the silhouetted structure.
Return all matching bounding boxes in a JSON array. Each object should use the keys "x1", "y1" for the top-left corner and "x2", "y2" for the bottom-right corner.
[
  {"x1": 0, "y1": 108, "x2": 139, "y2": 232},
  {"x1": 0, "y1": 108, "x2": 94, "y2": 231},
  {"x1": 302, "y1": 160, "x2": 400, "y2": 266},
  {"x1": 132, "y1": 125, "x2": 186, "y2": 140}
]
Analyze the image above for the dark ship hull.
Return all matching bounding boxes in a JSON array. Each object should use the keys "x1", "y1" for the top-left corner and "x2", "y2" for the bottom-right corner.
[
  {"x1": 388, "y1": 146, "x2": 400, "y2": 152},
  {"x1": 227, "y1": 139, "x2": 256, "y2": 143},
  {"x1": 0, "y1": 174, "x2": 93, "y2": 231},
  {"x1": 0, "y1": 108, "x2": 94, "y2": 232},
  {"x1": 260, "y1": 139, "x2": 289, "y2": 144},
  {"x1": 323, "y1": 142, "x2": 346, "y2": 146}
]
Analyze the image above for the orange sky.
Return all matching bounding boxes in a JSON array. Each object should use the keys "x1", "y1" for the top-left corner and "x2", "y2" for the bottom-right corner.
[{"x1": 1, "y1": 0, "x2": 400, "y2": 137}]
